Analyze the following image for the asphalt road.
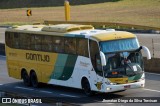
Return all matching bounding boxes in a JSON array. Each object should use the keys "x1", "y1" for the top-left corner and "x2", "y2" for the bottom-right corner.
[{"x1": 0, "y1": 56, "x2": 160, "y2": 106}]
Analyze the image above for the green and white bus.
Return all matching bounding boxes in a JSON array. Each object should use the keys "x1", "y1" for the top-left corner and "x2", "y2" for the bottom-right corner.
[{"x1": 5, "y1": 24, "x2": 151, "y2": 95}]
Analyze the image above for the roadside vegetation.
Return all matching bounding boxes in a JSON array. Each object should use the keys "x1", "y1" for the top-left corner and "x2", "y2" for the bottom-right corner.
[
  {"x1": 0, "y1": 0, "x2": 160, "y2": 28},
  {"x1": 0, "y1": 0, "x2": 121, "y2": 9}
]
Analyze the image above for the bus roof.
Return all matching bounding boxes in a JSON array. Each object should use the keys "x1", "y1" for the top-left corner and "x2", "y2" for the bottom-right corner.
[
  {"x1": 92, "y1": 31, "x2": 136, "y2": 41},
  {"x1": 7, "y1": 24, "x2": 136, "y2": 41}
]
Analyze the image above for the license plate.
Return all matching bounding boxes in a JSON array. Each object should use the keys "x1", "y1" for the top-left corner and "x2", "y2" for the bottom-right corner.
[{"x1": 124, "y1": 85, "x2": 131, "y2": 89}]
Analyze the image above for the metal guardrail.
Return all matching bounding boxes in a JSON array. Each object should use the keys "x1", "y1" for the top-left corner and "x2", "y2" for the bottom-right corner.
[{"x1": 44, "y1": 21, "x2": 160, "y2": 31}]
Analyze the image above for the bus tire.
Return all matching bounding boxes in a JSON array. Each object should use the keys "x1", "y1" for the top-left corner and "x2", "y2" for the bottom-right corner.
[
  {"x1": 30, "y1": 71, "x2": 39, "y2": 88},
  {"x1": 82, "y1": 78, "x2": 94, "y2": 96},
  {"x1": 21, "y1": 70, "x2": 30, "y2": 86}
]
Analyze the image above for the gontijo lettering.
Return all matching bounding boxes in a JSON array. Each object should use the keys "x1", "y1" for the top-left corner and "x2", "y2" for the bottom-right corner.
[{"x1": 26, "y1": 53, "x2": 50, "y2": 62}]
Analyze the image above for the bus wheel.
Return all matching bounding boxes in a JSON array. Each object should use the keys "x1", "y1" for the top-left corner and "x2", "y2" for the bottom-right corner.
[
  {"x1": 82, "y1": 78, "x2": 94, "y2": 96},
  {"x1": 30, "y1": 71, "x2": 39, "y2": 88},
  {"x1": 21, "y1": 70, "x2": 30, "y2": 86}
]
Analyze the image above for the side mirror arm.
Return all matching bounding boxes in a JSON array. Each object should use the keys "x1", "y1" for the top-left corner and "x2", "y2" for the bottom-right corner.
[
  {"x1": 141, "y1": 46, "x2": 151, "y2": 60},
  {"x1": 100, "y1": 51, "x2": 106, "y2": 66}
]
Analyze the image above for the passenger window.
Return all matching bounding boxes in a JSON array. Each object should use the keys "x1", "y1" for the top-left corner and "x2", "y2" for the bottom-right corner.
[
  {"x1": 96, "y1": 54, "x2": 102, "y2": 71},
  {"x1": 13, "y1": 33, "x2": 20, "y2": 49},
  {"x1": 89, "y1": 40, "x2": 102, "y2": 72},
  {"x1": 42, "y1": 36, "x2": 53, "y2": 52},
  {"x1": 5, "y1": 32, "x2": 14, "y2": 48},
  {"x1": 19, "y1": 33, "x2": 31, "y2": 49},
  {"x1": 35, "y1": 35, "x2": 42, "y2": 51},
  {"x1": 77, "y1": 38, "x2": 88, "y2": 57},
  {"x1": 53, "y1": 37, "x2": 64, "y2": 53},
  {"x1": 64, "y1": 38, "x2": 76, "y2": 54},
  {"x1": 30, "y1": 35, "x2": 42, "y2": 51}
]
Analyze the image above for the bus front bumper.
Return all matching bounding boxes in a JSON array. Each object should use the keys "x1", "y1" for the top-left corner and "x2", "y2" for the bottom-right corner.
[{"x1": 104, "y1": 79, "x2": 145, "y2": 93}]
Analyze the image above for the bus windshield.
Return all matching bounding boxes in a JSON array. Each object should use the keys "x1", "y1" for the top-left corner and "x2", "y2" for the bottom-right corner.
[
  {"x1": 100, "y1": 38, "x2": 139, "y2": 53},
  {"x1": 102, "y1": 51, "x2": 144, "y2": 79},
  {"x1": 99, "y1": 38, "x2": 144, "y2": 79}
]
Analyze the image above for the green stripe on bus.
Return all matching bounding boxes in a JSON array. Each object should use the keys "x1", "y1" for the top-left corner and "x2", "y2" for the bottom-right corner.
[
  {"x1": 59, "y1": 55, "x2": 78, "y2": 80},
  {"x1": 128, "y1": 73, "x2": 142, "y2": 81},
  {"x1": 51, "y1": 54, "x2": 68, "y2": 79},
  {"x1": 133, "y1": 73, "x2": 143, "y2": 80}
]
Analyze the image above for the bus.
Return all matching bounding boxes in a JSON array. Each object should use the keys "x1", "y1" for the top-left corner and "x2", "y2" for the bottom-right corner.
[{"x1": 5, "y1": 24, "x2": 151, "y2": 96}]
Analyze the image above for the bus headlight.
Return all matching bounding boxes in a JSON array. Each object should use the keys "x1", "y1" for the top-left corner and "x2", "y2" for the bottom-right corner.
[
  {"x1": 105, "y1": 82, "x2": 116, "y2": 85},
  {"x1": 106, "y1": 87, "x2": 112, "y2": 91}
]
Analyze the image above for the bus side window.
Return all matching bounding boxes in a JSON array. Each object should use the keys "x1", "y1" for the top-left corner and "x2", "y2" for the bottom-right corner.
[
  {"x1": 34, "y1": 35, "x2": 42, "y2": 51},
  {"x1": 53, "y1": 37, "x2": 64, "y2": 53},
  {"x1": 19, "y1": 33, "x2": 31, "y2": 50},
  {"x1": 42, "y1": 36, "x2": 53, "y2": 52},
  {"x1": 64, "y1": 37, "x2": 76, "y2": 55},
  {"x1": 76, "y1": 38, "x2": 89, "y2": 57},
  {"x1": 13, "y1": 33, "x2": 20, "y2": 49},
  {"x1": 25, "y1": 34, "x2": 32, "y2": 50},
  {"x1": 89, "y1": 40, "x2": 101, "y2": 72},
  {"x1": 95, "y1": 53, "x2": 102, "y2": 71},
  {"x1": 5, "y1": 32, "x2": 14, "y2": 48},
  {"x1": 30, "y1": 35, "x2": 35, "y2": 50}
]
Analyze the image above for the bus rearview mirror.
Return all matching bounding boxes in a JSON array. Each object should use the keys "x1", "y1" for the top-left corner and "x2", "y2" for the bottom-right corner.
[
  {"x1": 141, "y1": 46, "x2": 151, "y2": 60},
  {"x1": 100, "y1": 51, "x2": 106, "y2": 66}
]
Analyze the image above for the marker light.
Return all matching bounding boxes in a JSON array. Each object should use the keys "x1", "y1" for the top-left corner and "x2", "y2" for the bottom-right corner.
[
  {"x1": 107, "y1": 88, "x2": 111, "y2": 90},
  {"x1": 112, "y1": 72, "x2": 118, "y2": 75}
]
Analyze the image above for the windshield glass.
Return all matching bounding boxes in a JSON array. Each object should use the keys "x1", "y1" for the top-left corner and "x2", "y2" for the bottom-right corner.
[
  {"x1": 104, "y1": 51, "x2": 144, "y2": 78},
  {"x1": 100, "y1": 38, "x2": 139, "y2": 53}
]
